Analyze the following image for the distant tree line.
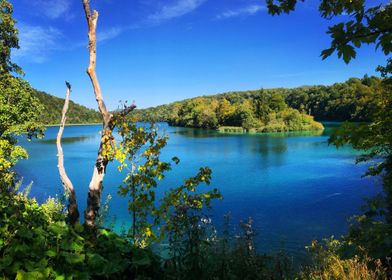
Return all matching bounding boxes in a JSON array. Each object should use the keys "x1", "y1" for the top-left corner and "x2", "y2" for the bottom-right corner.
[
  {"x1": 34, "y1": 74, "x2": 379, "y2": 126},
  {"x1": 131, "y1": 76, "x2": 382, "y2": 131},
  {"x1": 285, "y1": 75, "x2": 382, "y2": 121}
]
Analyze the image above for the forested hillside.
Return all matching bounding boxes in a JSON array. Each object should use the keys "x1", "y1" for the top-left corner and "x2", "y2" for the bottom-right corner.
[
  {"x1": 131, "y1": 90, "x2": 323, "y2": 132},
  {"x1": 32, "y1": 90, "x2": 101, "y2": 125},
  {"x1": 131, "y1": 76, "x2": 382, "y2": 129},
  {"x1": 285, "y1": 75, "x2": 382, "y2": 121}
]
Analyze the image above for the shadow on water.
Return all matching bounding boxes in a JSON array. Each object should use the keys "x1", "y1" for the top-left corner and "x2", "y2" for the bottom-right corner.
[
  {"x1": 254, "y1": 136, "x2": 288, "y2": 156},
  {"x1": 251, "y1": 136, "x2": 288, "y2": 170},
  {"x1": 171, "y1": 126, "x2": 325, "y2": 139},
  {"x1": 38, "y1": 135, "x2": 98, "y2": 144},
  {"x1": 249, "y1": 130, "x2": 324, "y2": 138},
  {"x1": 170, "y1": 127, "x2": 228, "y2": 138}
]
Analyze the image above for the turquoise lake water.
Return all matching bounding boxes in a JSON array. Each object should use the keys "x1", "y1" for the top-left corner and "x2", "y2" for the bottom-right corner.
[{"x1": 15, "y1": 123, "x2": 380, "y2": 260}]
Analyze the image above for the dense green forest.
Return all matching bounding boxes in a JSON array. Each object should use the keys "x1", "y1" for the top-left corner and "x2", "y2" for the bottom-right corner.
[
  {"x1": 169, "y1": 92, "x2": 324, "y2": 132},
  {"x1": 285, "y1": 75, "x2": 382, "y2": 121},
  {"x1": 132, "y1": 92, "x2": 324, "y2": 132},
  {"x1": 131, "y1": 76, "x2": 382, "y2": 129},
  {"x1": 32, "y1": 90, "x2": 101, "y2": 125},
  {"x1": 34, "y1": 74, "x2": 381, "y2": 127}
]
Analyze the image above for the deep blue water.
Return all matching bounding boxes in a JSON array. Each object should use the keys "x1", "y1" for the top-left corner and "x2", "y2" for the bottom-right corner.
[{"x1": 15, "y1": 123, "x2": 380, "y2": 260}]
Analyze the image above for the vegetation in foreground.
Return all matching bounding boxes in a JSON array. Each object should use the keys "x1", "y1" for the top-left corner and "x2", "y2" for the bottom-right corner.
[
  {"x1": 0, "y1": 189, "x2": 294, "y2": 279},
  {"x1": 1, "y1": 187, "x2": 391, "y2": 280}
]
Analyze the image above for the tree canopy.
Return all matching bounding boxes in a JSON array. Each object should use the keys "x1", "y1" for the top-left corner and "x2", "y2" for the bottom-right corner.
[
  {"x1": 0, "y1": 0, "x2": 44, "y2": 188},
  {"x1": 266, "y1": 0, "x2": 392, "y2": 264},
  {"x1": 131, "y1": 76, "x2": 383, "y2": 127},
  {"x1": 0, "y1": 0, "x2": 22, "y2": 75},
  {"x1": 266, "y1": 0, "x2": 392, "y2": 64}
]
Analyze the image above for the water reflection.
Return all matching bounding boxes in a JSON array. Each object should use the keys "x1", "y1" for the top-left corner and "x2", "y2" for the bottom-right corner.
[
  {"x1": 254, "y1": 137, "x2": 288, "y2": 156},
  {"x1": 38, "y1": 135, "x2": 98, "y2": 144},
  {"x1": 265, "y1": 130, "x2": 324, "y2": 137},
  {"x1": 172, "y1": 127, "x2": 325, "y2": 138},
  {"x1": 171, "y1": 127, "x2": 226, "y2": 138},
  {"x1": 250, "y1": 136, "x2": 288, "y2": 170}
]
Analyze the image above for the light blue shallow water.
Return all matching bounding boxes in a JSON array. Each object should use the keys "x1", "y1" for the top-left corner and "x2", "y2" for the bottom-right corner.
[{"x1": 16, "y1": 123, "x2": 380, "y2": 260}]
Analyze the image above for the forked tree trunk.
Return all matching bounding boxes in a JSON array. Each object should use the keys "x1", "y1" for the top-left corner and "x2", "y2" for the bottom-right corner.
[
  {"x1": 82, "y1": 0, "x2": 135, "y2": 232},
  {"x1": 82, "y1": 0, "x2": 111, "y2": 232},
  {"x1": 56, "y1": 82, "x2": 80, "y2": 225}
]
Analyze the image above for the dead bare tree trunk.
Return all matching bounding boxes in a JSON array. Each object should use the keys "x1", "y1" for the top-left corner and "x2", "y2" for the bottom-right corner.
[
  {"x1": 82, "y1": 0, "x2": 135, "y2": 232},
  {"x1": 56, "y1": 81, "x2": 80, "y2": 225},
  {"x1": 82, "y1": 0, "x2": 110, "y2": 232}
]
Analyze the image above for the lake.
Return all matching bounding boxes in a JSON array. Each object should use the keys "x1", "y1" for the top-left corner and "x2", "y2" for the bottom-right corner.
[{"x1": 16, "y1": 122, "x2": 379, "y2": 261}]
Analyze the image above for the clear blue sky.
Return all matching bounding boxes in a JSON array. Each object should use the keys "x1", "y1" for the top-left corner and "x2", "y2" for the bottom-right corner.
[{"x1": 11, "y1": 0, "x2": 387, "y2": 110}]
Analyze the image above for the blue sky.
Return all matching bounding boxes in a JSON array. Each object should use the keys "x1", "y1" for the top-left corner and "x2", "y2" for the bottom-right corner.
[{"x1": 11, "y1": 0, "x2": 387, "y2": 110}]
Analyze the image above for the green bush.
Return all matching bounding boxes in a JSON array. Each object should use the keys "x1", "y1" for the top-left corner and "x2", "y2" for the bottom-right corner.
[{"x1": 0, "y1": 189, "x2": 161, "y2": 279}]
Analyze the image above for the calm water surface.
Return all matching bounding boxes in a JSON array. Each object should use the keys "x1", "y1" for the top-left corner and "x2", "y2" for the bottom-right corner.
[{"x1": 16, "y1": 123, "x2": 380, "y2": 260}]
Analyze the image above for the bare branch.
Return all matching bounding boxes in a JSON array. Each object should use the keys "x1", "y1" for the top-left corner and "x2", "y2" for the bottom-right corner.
[
  {"x1": 82, "y1": 0, "x2": 110, "y2": 122},
  {"x1": 56, "y1": 81, "x2": 80, "y2": 225},
  {"x1": 111, "y1": 104, "x2": 137, "y2": 123}
]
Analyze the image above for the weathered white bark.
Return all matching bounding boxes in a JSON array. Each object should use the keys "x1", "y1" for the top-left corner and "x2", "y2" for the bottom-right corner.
[
  {"x1": 82, "y1": 0, "x2": 109, "y2": 232},
  {"x1": 82, "y1": 0, "x2": 136, "y2": 232},
  {"x1": 56, "y1": 82, "x2": 79, "y2": 225}
]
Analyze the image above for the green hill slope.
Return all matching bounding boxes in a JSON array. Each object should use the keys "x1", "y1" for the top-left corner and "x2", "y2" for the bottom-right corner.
[{"x1": 32, "y1": 90, "x2": 101, "y2": 125}]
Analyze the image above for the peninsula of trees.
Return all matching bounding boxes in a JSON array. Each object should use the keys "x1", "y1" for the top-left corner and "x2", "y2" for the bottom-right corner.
[
  {"x1": 133, "y1": 91, "x2": 324, "y2": 133},
  {"x1": 131, "y1": 75, "x2": 382, "y2": 132}
]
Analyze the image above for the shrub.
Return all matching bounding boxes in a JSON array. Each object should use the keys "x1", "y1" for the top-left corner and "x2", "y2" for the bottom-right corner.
[{"x1": 300, "y1": 238, "x2": 389, "y2": 280}]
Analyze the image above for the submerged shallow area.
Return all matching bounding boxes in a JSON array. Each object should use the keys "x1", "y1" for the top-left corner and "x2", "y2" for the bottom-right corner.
[{"x1": 16, "y1": 122, "x2": 379, "y2": 261}]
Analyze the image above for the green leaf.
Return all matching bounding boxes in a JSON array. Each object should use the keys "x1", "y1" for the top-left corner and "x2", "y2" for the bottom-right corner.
[
  {"x1": 70, "y1": 241, "x2": 83, "y2": 252},
  {"x1": 171, "y1": 156, "x2": 180, "y2": 164},
  {"x1": 320, "y1": 48, "x2": 335, "y2": 60},
  {"x1": 352, "y1": 38, "x2": 361, "y2": 48},
  {"x1": 340, "y1": 45, "x2": 356, "y2": 64},
  {"x1": 46, "y1": 250, "x2": 57, "y2": 257},
  {"x1": 101, "y1": 229, "x2": 110, "y2": 237},
  {"x1": 17, "y1": 228, "x2": 34, "y2": 239},
  {"x1": 87, "y1": 253, "x2": 107, "y2": 272},
  {"x1": 16, "y1": 270, "x2": 47, "y2": 280},
  {"x1": 132, "y1": 250, "x2": 151, "y2": 266},
  {"x1": 73, "y1": 223, "x2": 84, "y2": 233},
  {"x1": 61, "y1": 252, "x2": 85, "y2": 264},
  {"x1": 0, "y1": 255, "x2": 13, "y2": 269}
]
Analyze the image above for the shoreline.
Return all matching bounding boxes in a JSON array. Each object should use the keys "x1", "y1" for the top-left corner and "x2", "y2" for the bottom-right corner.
[
  {"x1": 45, "y1": 123, "x2": 101, "y2": 127},
  {"x1": 215, "y1": 125, "x2": 325, "y2": 134},
  {"x1": 44, "y1": 122, "x2": 329, "y2": 135}
]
